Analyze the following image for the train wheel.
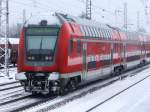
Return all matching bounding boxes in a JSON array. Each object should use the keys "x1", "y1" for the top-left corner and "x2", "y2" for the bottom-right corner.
[
  {"x1": 114, "y1": 67, "x2": 122, "y2": 76},
  {"x1": 59, "y1": 87, "x2": 67, "y2": 96},
  {"x1": 67, "y1": 79, "x2": 77, "y2": 92}
]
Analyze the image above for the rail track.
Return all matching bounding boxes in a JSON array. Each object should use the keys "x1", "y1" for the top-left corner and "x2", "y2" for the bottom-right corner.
[
  {"x1": 20, "y1": 64, "x2": 150, "y2": 112},
  {"x1": 0, "y1": 64, "x2": 149, "y2": 112},
  {"x1": 86, "y1": 74, "x2": 150, "y2": 112},
  {"x1": 0, "y1": 81, "x2": 21, "y2": 92}
]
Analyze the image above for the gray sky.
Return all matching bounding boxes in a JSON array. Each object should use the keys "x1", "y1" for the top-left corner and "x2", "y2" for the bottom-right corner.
[{"x1": 6, "y1": 0, "x2": 150, "y2": 31}]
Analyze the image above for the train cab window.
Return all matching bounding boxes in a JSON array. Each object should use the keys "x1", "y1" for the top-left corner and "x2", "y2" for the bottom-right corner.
[{"x1": 77, "y1": 40, "x2": 81, "y2": 54}]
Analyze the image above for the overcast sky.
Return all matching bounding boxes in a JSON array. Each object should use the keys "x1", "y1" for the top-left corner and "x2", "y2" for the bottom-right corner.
[{"x1": 5, "y1": 0, "x2": 150, "y2": 31}]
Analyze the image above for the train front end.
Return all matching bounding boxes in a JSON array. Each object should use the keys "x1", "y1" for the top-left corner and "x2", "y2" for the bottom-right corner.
[{"x1": 16, "y1": 20, "x2": 62, "y2": 94}]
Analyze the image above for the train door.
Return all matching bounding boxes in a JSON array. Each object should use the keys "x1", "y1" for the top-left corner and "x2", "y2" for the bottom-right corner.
[
  {"x1": 123, "y1": 43, "x2": 126, "y2": 65},
  {"x1": 100, "y1": 42, "x2": 112, "y2": 76},
  {"x1": 141, "y1": 42, "x2": 146, "y2": 62},
  {"x1": 82, "y1": 43, "x2": 87, "y2": 80}
]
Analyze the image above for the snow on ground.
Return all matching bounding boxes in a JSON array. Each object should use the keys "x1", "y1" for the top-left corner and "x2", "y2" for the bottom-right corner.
[
  {"x1": 0, "y1": 68, "x2": 17, "y2": 84},
  {"x1": 92, "y1": 75, "x2": 150, "y2": 112},
  {"x1": 51, "y1": 67, "x2": 150, "y2": 112},
  {"x1": 1, "y1": 66, "x2": 150, "y2": 112},
  {"x1": 0, "y1": 38, "x2": 19, "y2": 44}
]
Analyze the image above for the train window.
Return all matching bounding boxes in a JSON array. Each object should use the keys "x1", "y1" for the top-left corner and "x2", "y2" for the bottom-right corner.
[
  {"x1": 91, "y1": 27, "x2": 95, "y2": 37},
  {"x1": 97, "y1": 28, "x2": 100, "y2": 37},
  {"x1": 95, "y1": 28, "x2": 99, "y2": 37},
  {"x1": 82, "y1": 26, "x2": 87, "y2": 37},
  {"x1": 104, "y1": 29, "x2": 108, "y2": 39},
  {"x1": 99, "y1": 28, "x2": 103, "y2": 38},
  {"x1": 102, "y1": 29, "x2": 105, "y2": 38},
  {"x1": 77, "y1": 40, "x2": 81, "y2": 54},
  {"x1": 85, "y1": 26, "x2": 90, "y2": 37},
  {"x1": 107, "y1": 30, "x2": 110, "y2": 39},
  {"x1": 98, "y1": 28, "x2": 102, "y2": 38},
  {"x1": 106, "y1": 30, "x2": 109, "y2": 39},
  {"x1": 109, "y1": 30, "x2": 112, "y2": 39},
  {"x1": 103, "y1": 29, "x2": 106, "y2": 39},
  {"x1": 88, "y1": 27, "x2": 92, "y2": 37},
  {"x1": 80, "y1": 26, "x2": 85, "y2": 36},
  {"x1": 89, "y1": 27, "x2": 93, "y2": 37},
  {"x1": 69, "y1": 39, "x2": 73, "y2": 54},
  {"x1": 93, "y1": 27, "x2": 97, "y2": 37},
  {"x1": 69, "y1": 23, "x2": 74, "y2": 33}
]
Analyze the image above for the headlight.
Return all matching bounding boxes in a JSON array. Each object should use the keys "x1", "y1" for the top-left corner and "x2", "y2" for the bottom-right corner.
[
  {"x1": 49, "y1": 56, "x2": 52, "y2": 60},
  {"x1": 45, "y1": 56, "x2": 49, "y2": 60},
  {"x1": 31, "y1": 56, "x2": 35, "y2": 60},
  {"x1": 48, "y1": 72, "x2": 60, "y2": 80},
  {"x1": 28, "y1": 56, "x2": 32, "y2": 60},
  {"x1": 27, "y1": 56, "x2": 35, "y2": 60}
]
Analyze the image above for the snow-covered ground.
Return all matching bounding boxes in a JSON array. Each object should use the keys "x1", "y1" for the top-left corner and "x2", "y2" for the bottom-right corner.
[
  {"x1": 0, "y1": 68, "x2": 17, "y2": 84},
  {"x1": 1, "y1": 67, "x2": 150, "y2": 112},
  {"x1": 50, "y1": 67, "x2": 150, "y2": 112}
]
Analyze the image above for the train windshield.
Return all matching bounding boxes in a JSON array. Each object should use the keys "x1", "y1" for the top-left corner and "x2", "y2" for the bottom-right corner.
[
  {"x1": 25, "y1": 27, "x2": 59, "y2": 64},
  {"x1": 27, "y1": 35, "x2": 56, "y2": 51}
]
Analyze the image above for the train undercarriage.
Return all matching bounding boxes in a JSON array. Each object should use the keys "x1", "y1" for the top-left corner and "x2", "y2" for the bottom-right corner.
[{"x1": 17, "y1": 72, "x2": 81, "y2": 95}]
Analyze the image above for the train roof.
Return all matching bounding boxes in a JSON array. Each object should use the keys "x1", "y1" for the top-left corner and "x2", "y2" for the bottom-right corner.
[
  {"x1": 25, "y1": 15, "x2": 62, "y2": 27},
  {"x1": 0, "y1": 38, "x2": 19, "y2": 44},
  {"x1": 55, "y1": 13, "x2": 112, "y2": 30}
]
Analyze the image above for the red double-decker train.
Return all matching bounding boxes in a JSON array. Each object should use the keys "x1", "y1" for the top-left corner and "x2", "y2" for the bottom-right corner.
[{"x1": 16, "y1": 13, "x2": 150, "y2": 95}]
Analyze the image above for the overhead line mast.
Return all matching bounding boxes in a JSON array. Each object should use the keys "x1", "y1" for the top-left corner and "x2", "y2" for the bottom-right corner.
[
  {"x1": 86, "y1": 0, "x2": 92, "y2": 20},
  {"x1": 0, "y1": 0, "x2": 9, "y2": 77},
  {"x1": 5, "y1": 0, "x2": 9, "y2": 77}
]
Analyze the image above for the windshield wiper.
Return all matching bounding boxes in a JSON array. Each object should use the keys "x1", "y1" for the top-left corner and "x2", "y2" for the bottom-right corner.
[{"x1": 39, "y1": 37, "x2": 43, "y2": 54}]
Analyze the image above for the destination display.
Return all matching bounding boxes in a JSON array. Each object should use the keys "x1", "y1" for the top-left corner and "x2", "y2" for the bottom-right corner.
[{"x1": 26, "y1": 27, "x2": 59, "y2": 36}]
